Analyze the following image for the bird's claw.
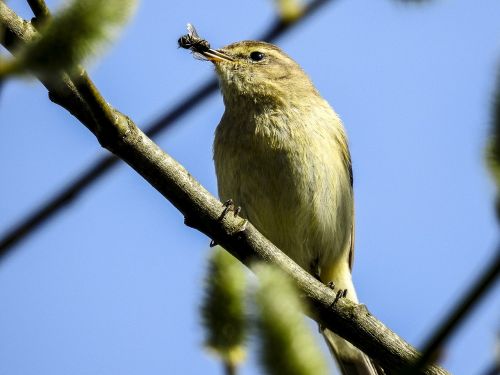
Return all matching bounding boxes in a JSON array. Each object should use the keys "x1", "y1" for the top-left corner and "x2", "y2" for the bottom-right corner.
[
  {"x1": 326, "y1": 281, "x2": 348, "y2": 307},
  {"x1": 210, "y1": 199, "x2": 243, "y2": 247},
  {"x1": 218, "y1": 199, "x2": 241, "y2": 221},
  {"x1": 332, "y1": 289, "x2": 348, "y2": 306},
  {"x1": 318, "y1": 281, "x2": 347, "y2": 332}
]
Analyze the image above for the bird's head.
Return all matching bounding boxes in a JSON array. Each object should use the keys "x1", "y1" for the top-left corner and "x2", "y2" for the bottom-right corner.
[{"x1": 199, "y1": 41, "x2": 318, "y2": 107}]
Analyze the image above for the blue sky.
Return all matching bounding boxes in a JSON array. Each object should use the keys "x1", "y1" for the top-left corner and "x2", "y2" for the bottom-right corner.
[{"x1": 1, "y1": 0, "x2": 499, "y2": 374}]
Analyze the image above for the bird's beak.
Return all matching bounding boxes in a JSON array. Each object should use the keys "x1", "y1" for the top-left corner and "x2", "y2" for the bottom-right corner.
[{"x1": 199, "y1": 48, "x2": 234, "y2": 63}]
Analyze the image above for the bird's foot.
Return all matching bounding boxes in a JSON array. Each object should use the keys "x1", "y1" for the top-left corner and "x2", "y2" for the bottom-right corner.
[
  {"x1": 327, "y1": 281, "x2": 348, "y2": 306},
  {"x1": 209, "y1": 199, "x2": 243, "y2": 247},
  {"x1": 318, "y1": 282, "x2": 347, "y2": 332},
  {"x1": 218, "y1": 199, "x2": 241, "y2": 221}
]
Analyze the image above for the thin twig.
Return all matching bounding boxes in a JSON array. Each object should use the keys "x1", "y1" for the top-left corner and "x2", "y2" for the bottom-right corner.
[
  {"x1": 0, "y1": 0, "x2": 330, "y2": 259},
  {"x1": 405, "y1": 248, "x2": 500, "y2": 374},
  {"x1": 479, "y1": 361, "x2": 500, "y2": 375},
  {"x1": 224, "y1": 361, "x2": 237, "y2": 375},
  {"x1": 72, "y1": 69, "x2": 129, "y2": 143}
]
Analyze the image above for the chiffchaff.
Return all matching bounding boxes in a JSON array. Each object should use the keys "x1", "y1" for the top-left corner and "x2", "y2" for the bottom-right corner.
[{"x1": 193, "y1": 39, "x2": 383, "y2": 375}]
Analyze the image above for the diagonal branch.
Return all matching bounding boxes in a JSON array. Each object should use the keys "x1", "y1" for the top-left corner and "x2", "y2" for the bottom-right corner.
[
  {"x1": 0, "y1": 0, "x2": 329, "y2": 258},
  {"x1": 0, "y1": 3, "x2": 449, "y2": 374},
  {"x1": 406, "y1": 248, "x2": 500, "y2": 374},
  {"x1": 27, "y1": 0, "x2": 50, "y2": 20}
]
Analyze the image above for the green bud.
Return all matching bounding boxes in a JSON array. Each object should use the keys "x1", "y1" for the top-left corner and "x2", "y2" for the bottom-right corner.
[
  {"x1": 10, "y1": 0, "x2": 137, "y2": 78},
  {"x1": 255, "y1": 264, "x2": 328, "y2": 375},
  {"x1": 201, "y1": 247, "x2": 247, "y2": 367},
  {"x1": 273, "y1": 0, "x2": 303, "y2": 23}
]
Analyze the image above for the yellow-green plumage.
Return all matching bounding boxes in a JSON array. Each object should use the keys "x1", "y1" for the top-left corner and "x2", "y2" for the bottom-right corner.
[
  {"x1": 209, "y1": 41, "x2": 381, "y2": 375},
  {"x1": 213, "y1": 42, "x2": 354, "y2": 291}
]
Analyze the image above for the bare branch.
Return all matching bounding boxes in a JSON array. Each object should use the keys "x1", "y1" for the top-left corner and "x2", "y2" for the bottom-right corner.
[
  {"x1": 27, "y1": 0, "x2": 50, "y2": 21},
  {"x1": 0, "y1": 0, "x2": 328, "y2": 257},
  {"x1": 406, "y1": 249, "x2": 500, "y2": 374},
  {"x1": 0, "y1": 3, "x2": 449, "y2": 374}
]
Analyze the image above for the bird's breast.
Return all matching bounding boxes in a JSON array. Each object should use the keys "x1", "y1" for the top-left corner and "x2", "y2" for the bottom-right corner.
[{"x1": 213, "y1": 105, "x2": 353, "y2": 272}]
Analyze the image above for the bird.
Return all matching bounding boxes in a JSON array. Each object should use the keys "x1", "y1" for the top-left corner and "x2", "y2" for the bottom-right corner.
[{"x1": 192, "y1": 37, "x2": 383, "y2": 375}]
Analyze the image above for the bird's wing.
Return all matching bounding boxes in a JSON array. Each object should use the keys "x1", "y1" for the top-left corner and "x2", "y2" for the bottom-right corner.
[{"x1": 348, "y1": 207, "x2": 355, "y2": 271}]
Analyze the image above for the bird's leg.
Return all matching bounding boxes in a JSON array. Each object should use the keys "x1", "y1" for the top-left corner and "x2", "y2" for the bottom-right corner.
[
  {"x1": 309, "y1": 259, "x2": 349, "y2": 332},
  {"x1": 218, "y1": 199, "x2": 241, "y2": 221},
  {"x1": 317, "y1": 281, "x2": 348, "y2": 333},
  {"x1": 327, "y1": 281, "x2": 347, "y2": 306},
  {"x1": 310, "y1": 258, "x2": 327, "y2": 332},
  {"x1": 332, "y1": 288, "x2": 348, "y2": 305},
  {"x1": 312, "y1": 261, "x2": 348, "y2": 305},
  {"x1": 210, "y1": 199, "x2": 243, "y2": 247},
  {"x1": 326, "y1": 279, "x2": 348, "y2": 306}
]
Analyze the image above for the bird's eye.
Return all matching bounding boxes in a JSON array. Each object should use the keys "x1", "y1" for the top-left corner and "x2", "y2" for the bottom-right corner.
[{"x1": 250, "y1": 51, "x2": 264, "y2": 62}]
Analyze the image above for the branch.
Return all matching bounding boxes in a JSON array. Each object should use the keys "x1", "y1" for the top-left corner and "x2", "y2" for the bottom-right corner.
[
  {"x1": 406, "y1": 248, "x2": 500, "y2": 374},
  {"x1": 480, "y1": 361, "x2": 500, "y2": 375},
  {"x1": 0, "y1": 3, "x2": 449, "y2": 374},
  {"x1": 0, "y1": 0, "x2": 328, "y2": 257},
  {"x1": 27, "y1": 0, "x2": 50, "y2": 21}
]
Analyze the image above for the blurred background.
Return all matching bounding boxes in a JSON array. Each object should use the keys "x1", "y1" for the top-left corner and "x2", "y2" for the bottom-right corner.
[{"x1": 1, "y1": 0, "x2": 499, "y2": 374}]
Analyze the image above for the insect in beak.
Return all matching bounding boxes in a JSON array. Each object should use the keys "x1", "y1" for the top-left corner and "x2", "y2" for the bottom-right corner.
[{"x1": 178, "y1": 23, "x2": 234, "y2": 63}]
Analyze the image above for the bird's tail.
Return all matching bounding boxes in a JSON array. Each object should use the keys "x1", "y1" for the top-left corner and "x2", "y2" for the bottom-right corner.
[
  {"x1": 322, "y1": 328, "x2": 385, "y2": 375},
  {"x1": 319, "y1": 264, "x2": 385, "y2": 375}
]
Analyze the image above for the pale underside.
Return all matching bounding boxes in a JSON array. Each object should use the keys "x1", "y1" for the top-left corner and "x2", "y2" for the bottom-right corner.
[{"x1": 213, "y1": 98, "x2": 356, "y2": 297}]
